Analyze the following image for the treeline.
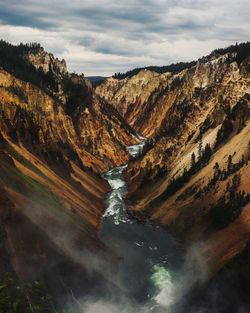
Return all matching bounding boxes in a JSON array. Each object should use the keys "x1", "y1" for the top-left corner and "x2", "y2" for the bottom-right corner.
[
  {"x1": 113, "y1": 61, "x2": 196, "y2": 80},
  {"x1": 4, "y1": 86, "x2": 28, "y2": 103},
  {"x1": 0, "y1": 40, "x2": 57, "y2": 93},
  {"x1": 209, "y1": 41, "x2": 250, "y2": 65},
  {"x1": 63, "y1": 75, "x2": 92, "y2": 116},
  {"x1": 214, "y1": 117, "x2": 234, "y2": 148},
  {"x1": 196, "y1": 153, "x2": 248, "y2": 198},
  {"x1": 0, "y1": 272, "x2": 65, "y2": 313},
  {"x1": 113, "y1": 42, "x2": 250, "y2": 80},
  {"x1": 154, "y1": 140, "x2": 212, "y2": 204},
  {"x1": 209, "y1": 173, "x2": 250, "y2": 229},
  {"x1": 156, "y1": 142, "x2": 250, "y2": 229},
  {"x1": 0, "y1": 41, "x2": 94, "y2": 119},
  {"x1": 214, "y1": 94, "x2": 250, "y2": 148},
  {"x1": 152, "y1": 133, "x2": 249, "y2": 206}
]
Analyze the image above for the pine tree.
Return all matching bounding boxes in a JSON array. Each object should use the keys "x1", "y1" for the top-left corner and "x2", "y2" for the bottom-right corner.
[
  {"x1": 191, "y1": 152, "x2": 196, "y2": 169},
  {"x1": 213, "y1": 162, "x2": 221, "y2": 180},
  {"x1": 227, "y1": 155, "x2": 233, "y2": 173},
  {"x1": 198, "y1": 139, "x2": 203, "y2": 161},
  {"x1": 240, "y1": 154, "x2": 245, "y2": 167},
  {"x1": 230, "y1": 173, "x2": 241, "y2": 195},
  {"x1": 248, "y1": 141, "x2": 250, "y2": 160},
  {"x1": 204, "y1": 143, "x2": 212, "y2": 162}
]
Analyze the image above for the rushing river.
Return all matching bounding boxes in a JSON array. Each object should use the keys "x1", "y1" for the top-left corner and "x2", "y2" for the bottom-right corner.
[
  {"x1": 79, "y1": 140, "x2": 248, "y2": 313},
  {"x1": 99, "y1": 141, "x2": 183, "y2": 312}
]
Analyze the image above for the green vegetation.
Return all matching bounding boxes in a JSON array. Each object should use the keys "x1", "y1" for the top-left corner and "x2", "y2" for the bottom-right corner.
[
  {"x1": 210, "y1": 41, "x2": 250, "y2": 66},
  {"x1": 151, "y1": 132, "x2": 248, "y2": 212},
  {"x1": 152, "y1": 140, "x2": 213, "y2": 204},
  {"x1": 209, "y1": 174, "x2": 250, "y2": 229},
  {"x1": 215, "y1": 93, "x2": 250, "y2": 148},
  {"x1": 191, "y1": 152, "x2": 196, "y2": 169},
  {"x1": 214, "y1": 118, "x2": 233, "y2": 148},
  {"x1": 232, "y1": 93, "x2": 250, "y2": 133},
  {"x1": 0, "y1": 40, "x2": 57, "y2": 93},
  {"x1": 0, "y1": 158, "x2": 69, "y2": 222},
  {"x1": 63, "y1": 76, "x2": 91, "y2": 116},
  {"x1": 193, "y1": 149, "x2": 250, "y2": 229},
  {"x1": 4, "y1": 85, "x2": 28, "y2": 103},
  {"x1": 113, "y1": 42, "x2": 250, "y2": 80},
  {"x1": 0, "y1": 40, "x2": 93, "y2": 119},
  {"x1": 0, "y1": 272, "x2": 65, "y2": 313},
  {"x1": 196, "y1": 153, "x2": 248, "y2": 197},
  {"x1": 113, "y1": 61, "x2": 196, "y2": 79}
]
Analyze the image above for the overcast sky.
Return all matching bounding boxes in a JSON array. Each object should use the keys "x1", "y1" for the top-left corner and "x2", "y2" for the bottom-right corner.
[{"x1": 0, "y1": 0, "x2": 249, "y2": 76}]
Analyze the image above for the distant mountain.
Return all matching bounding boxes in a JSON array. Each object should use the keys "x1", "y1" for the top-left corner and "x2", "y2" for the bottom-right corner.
[
  {"x1": 111, "y1": 42, "x2": 249, "y2": 80},
  {"x1": 86, "y1": 75, "x2": 107, "y2": 86},
  {"x1": 112, "y1": 61, "x2": 196, "y2": 80}
]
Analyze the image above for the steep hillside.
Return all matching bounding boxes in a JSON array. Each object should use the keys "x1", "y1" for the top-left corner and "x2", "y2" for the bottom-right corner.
[
  {"x1": 1, "y1": 40, "x2": 250, "y2": 311},
  {"x1": 0, "y1": 42, "x2": 138, "y2": 308},
  {"x1": 0, "y1": 41, "x2": 138, "y2": 173},
  {"x1": 97, "y1": 43, "x2": 249, "y2": 139},
  {"x1": 98, "y1": 43, "x2": 250, "y2": 273}
]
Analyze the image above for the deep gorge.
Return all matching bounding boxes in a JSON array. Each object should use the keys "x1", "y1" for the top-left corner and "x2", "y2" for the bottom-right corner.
[{"x1": 0, "y1": 41, "x2": 249, "y2": 313}]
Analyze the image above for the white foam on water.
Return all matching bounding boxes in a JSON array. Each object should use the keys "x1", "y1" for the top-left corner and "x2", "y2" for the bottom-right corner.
[
  {"x1": 108, "y1": 178, "x2": 126, "y2": 189},
  {"x1": 103, "y1": 140, "x2": 147, "y2": 225},
  {"x1": 150, "y1": 264, "x2": 175, "y2": 309},
  {"x1": 126, "y1": 142, "x2": 145, "y2": 158}
]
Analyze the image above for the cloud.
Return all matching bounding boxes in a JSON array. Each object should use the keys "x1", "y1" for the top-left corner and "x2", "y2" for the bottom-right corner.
[{"x1": 0, "y1": 0, "x2": 249, "y2": 75}]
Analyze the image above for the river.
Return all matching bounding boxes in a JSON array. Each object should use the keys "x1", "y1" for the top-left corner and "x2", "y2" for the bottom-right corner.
[
  {"x1": 98, "y1": 140, "x2": 183, "y2": 312},
  {"x1": 80, "y1": 140, "x2": 247, "y2": 313}
]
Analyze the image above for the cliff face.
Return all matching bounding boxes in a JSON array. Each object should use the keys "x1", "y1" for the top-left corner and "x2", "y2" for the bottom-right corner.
[
  {"x1": 97, "y1": 50, "x2": 249, "y2": 140},
  {"x1": 96, "y1": 69, "x2": 167, "y2": 130},
  {"x1": 0, "y1": 48, "x2": 138, "y2": 172},
  {"x1": 26, "y1": 47, "x2": 67, "y2": 77},
  {"x1": 98, "y1": 48, "x2": 249, "y2": 182},
  {"x1": 1, "y1": 41, "x2": 250, "y2": 305},
  {"x1": 98, "y1": 44, "x2": 250, "y2": 272},
  {"x1": 0, "y1": 43, "x2": 138, "y2": 296}
]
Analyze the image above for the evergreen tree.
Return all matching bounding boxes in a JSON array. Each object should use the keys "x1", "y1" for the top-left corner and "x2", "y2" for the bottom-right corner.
[
  {"x1": 191, "y1": 152, "x2": 196, "y2": 169},
  {"x1": 215, "y1": 118, "x2": 233, "y2": 147},
  {"x1": 213, "y1": 162, "x2": 221, "y2": 180},
  {"x1": 231, "y1": 173, "x2": 241, "y2": 192},
  {"x1": 227, "y1": 155, "x2": 233, "y2": 173},
  {"x1": 248, "y1": 141, "x2": 250, "y2": 160},
  {"x1": 203, "y1": 143, "x2": 212, "y2": 162},
  {"x1": 229, "y1": 174, "x2": 241, "y2": 199},
  {"x1": 198, "y1": 139, "x2": 203, "y2": 161},
  {"x1": 240, "y1": 154, "x2": 245, "y2": 167}
]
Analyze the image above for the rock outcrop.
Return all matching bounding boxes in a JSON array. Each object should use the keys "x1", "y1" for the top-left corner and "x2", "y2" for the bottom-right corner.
[
  {"x1": 0, "y1": 41, "x2": 250, "y2": 308},
  {"x1": 26, "y1": 46, "x2": 67, "y2": 77},
  {"x1": 0, "y1": 42, "x2": 137, "y2": 302},
  {"x1": 98, "y1": 43, "x2": 250, "y2": 273}
]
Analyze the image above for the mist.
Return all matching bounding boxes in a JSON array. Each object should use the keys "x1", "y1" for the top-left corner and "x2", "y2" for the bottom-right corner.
[{"x1": 4, "y1": 142, "x2": 249, "y2": 313}]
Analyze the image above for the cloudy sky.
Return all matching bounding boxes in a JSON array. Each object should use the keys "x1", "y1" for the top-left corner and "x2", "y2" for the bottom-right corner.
[{"x1": 0, "y1": 0, "x2": 249, "y2": 76}]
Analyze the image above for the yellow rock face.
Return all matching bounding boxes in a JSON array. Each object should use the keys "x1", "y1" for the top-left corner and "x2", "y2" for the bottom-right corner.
[
  {"x1": 0, "y1": 60, "x2": 138, "y2": 269},
  {"x1": 98, "y1": 52, "x2": 250, "y2": 272}
]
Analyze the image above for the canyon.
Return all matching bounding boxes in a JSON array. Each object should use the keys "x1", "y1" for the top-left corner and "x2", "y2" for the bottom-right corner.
[{"x1": 0, "y1": 40, "x2": 249, "y2": 312}]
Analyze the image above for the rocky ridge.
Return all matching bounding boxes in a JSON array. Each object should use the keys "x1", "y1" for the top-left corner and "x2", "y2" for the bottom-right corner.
[
  {"x1": 0, "y1": 42, "x2": 138, "y2": 304},
  {"x1": 0, "y1": 41, "x2": 250, "y2": 310},
  {"x1": 97, "y1": 43, "x2": 250, "y2": 273}
]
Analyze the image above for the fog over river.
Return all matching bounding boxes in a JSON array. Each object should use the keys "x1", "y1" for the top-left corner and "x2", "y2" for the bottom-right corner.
[
  {"x1": 65, "y1": 140, "x2": 243, "y2": 313},
  {"x1": 91, "y1": 140, "x2": 184, "y2": 313}
]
